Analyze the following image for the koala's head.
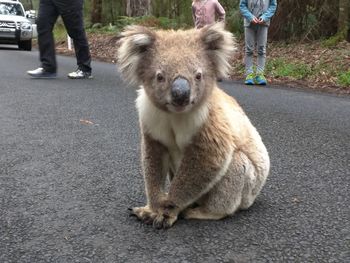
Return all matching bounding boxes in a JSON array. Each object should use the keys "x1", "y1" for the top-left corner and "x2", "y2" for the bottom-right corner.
[{"x1": 117, "y1": 23, "x2": 236, "y2": 113}]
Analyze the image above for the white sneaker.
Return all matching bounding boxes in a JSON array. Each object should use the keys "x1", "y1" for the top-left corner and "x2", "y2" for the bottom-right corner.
[
  {"x1": 27, "y1": 67, "x2": 57, "y2": 78},
  {"x1": 67, "y1": 69, "x2": 93, "y2": 79}
]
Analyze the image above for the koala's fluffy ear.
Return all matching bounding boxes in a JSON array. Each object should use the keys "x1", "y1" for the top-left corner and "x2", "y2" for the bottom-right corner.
[
  {"x1": 117, "y1": 25, "x2": 156, "y2": 85},
  {"x1": 199, "y1": 22, "x2": 237, "y2": 78}
]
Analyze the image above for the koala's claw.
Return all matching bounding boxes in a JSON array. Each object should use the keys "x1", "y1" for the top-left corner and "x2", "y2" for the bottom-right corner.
[
  {"x1": 129, "y1": 205, "x2": 178, "y2": 229},
  {"x1": 153, "y1": 214, "x2": 177, "y2": 229},
  {"x1": 129, "y1": 206, "x2": 157, "y2": 224},
  {"x1": 128, "y1": 207, "x2": 137, "y2": 217},
  {"x1": 128, "y1": 208, "x2": 141, "y2": 220},
  {"x1": 148, "y1": 200, "x2": 179, "y2": 229}
]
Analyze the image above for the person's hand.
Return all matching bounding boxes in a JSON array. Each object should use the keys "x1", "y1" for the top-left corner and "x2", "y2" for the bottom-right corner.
[
  {"x1": 258, "y1": 17, "x2": 265, "y2": 24},
  {"x1": 252, "y1": 17, "x2": 260, "y2": 24}
]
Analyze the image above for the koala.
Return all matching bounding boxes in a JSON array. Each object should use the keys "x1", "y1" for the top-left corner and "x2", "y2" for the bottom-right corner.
[{"x1": 117, "y1": 23, "x2": 270, "y2": 229}]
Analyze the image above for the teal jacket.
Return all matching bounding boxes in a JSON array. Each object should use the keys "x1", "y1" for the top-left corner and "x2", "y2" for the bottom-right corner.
[{"x1": 239, "y1": 0, "x2": 277, "y2": 27}]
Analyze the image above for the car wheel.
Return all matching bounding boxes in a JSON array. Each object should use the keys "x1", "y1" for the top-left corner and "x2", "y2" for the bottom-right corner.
[{"x1": 18, "y1": 40, "x2": 32, "y2": 51}]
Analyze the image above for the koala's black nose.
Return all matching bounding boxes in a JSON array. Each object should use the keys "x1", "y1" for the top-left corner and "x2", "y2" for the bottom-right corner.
[{"x1": 171, "y1": 77, "x2": 191, "y2": 106}]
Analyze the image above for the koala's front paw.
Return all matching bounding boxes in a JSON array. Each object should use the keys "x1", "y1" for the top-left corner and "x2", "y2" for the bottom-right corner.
[
  {"x1": 153, "y1": 200, "x2": 179, "y2": 229},
  {"x1": 129, "y1": 205, "x2": 157, "y2": 225}
]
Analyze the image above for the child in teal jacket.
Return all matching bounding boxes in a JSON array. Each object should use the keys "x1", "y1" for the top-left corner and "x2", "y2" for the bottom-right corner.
[{"x1": 239, "y1": 0, "x2": 277, "y2": 85}]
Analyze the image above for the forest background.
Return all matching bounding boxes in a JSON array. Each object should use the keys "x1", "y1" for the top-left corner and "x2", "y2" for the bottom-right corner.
[{"x1": 23, "y1": 0, "x2": 350, "y2": 93}]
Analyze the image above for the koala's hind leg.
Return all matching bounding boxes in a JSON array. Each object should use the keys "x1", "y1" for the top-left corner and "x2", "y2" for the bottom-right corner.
[
  {"x1": 182, "y1": 206, "x2": 227, "y2": 220},
  {"x1": 182, "y1": 153, "x2": 246, "y2": 220},
  {"x1": 239, "y1": 152, "x2": 269, "y2": 210}
]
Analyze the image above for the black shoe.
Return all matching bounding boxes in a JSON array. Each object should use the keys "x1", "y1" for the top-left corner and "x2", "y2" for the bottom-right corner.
[
  {"x1": 67, "y1": 68, "x2": 93, "y2": 79},
  {"x1": 27, "y1": 68, "x2": 57, "y2": 79}
]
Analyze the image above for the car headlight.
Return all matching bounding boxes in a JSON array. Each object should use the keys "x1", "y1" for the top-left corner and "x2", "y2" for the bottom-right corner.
[{"x1": 21, "y1": 22, "x2": 32, "y2": 30}]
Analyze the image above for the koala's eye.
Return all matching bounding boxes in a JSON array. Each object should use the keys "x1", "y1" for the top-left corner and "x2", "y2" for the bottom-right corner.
[
  {"x1": 195, "y1": 72, "x2": 202, "y2": 81},
  {"x1": 156, "y1": 72, "x2": 165, "y2": 82}
]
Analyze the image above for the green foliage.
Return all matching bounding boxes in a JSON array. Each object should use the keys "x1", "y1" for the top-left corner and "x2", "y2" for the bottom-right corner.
[
  {"x1": 337, "y1": 71, "x2": 350, "y2": 86},
  {"x1": 53, "y1": 22, "x2": 67, "y2": 42},
  {"x1": 25, "y1": 0, "x2": 348, "y2": 42},
  {"x1": 83, "y1": 15, "x2": 186, "y2": 35},
  {"x1": 322, "y1": 30, "x2": 347, "y2": 48},
  {"x1": 86, "y1": 23, "x2": 119, "y2": 34},
  {"x1": 266, "y1": 58, "x2": 312, "y2": 80},
  {"x1": 157, "y1": 17, "x2": 186, "y2": 29},
  {"x1": 151, "y1": 0, "x2": 193, "y2": 26},
  {"x1": 114, "y1": 16, "x2": 183, "y2": 30},
  {"x1": 235, "y1": 63, "x2": 245, "y2": 75},
  {"x1": 225, "y1": 9, "x2": 243, "y2": 38}
]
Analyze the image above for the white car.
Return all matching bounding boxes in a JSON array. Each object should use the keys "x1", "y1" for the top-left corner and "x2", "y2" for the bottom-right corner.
[{"x1": 0, "y1": 0, "x2": 36, "y2": 50}]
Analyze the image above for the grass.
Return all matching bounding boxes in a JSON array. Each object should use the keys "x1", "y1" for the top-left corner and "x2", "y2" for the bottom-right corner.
[
  {"x1": 86, "y1": 24, "x2": 120, "y2": 34},
  {"x1": 266, "y1": 58, "x2": 312, "y2": 80},
  {"x1": 322, "y1": 29, "x2": 347, "y2": 48},
  {"x1": 338, "y1": 71, "x2": 350, "y2": 86}
]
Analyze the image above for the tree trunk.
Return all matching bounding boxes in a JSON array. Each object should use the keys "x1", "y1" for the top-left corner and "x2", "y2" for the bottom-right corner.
[
  {"x1": 346, "y1": 3, "x2": 350, "y2": 42},
  {"x1": 126, "y1": 0, "x2": 151, "y2": 17},
  {"x1": 338, "y1": 0, "x2": 349, "y2": 33},
  {"x1": 91, "y1": 0, "x2": 103, "y2": 24}
]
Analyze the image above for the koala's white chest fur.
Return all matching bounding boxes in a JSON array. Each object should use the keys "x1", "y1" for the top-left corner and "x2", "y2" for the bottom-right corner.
[{"x1": 136, "y1": 89, "x2": 209, "y2": 171}]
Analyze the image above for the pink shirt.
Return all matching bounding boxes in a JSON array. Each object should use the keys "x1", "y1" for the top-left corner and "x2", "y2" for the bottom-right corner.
[{"x1": 192, "y1": 0, "x2": 226, "y2": 29}]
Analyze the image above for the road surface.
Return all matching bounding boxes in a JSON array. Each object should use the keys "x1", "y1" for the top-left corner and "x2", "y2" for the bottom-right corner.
[{"x1": 0, "y1": 47, "x2": 349, "y2": 262}]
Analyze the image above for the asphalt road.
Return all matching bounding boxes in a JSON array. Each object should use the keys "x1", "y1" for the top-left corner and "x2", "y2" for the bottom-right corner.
[{"x1": 0, "y1": 47, "x2": 349, "y2": 263}]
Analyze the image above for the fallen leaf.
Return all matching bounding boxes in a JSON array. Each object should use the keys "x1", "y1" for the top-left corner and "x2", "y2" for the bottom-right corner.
[
  {"x1": 291, "y1": 197, "x2": 301, "y2": 203},
  {"x1": 80, "y1": 119, "x2": 94, "y2": 125}
]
